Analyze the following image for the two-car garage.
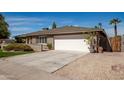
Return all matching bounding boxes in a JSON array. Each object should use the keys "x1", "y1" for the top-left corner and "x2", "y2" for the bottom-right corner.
[{"x1": 54, "y1": 34, "x2": 90, "y2": 52}]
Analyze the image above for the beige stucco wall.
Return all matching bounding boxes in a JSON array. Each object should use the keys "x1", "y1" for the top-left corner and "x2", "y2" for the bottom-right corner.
[
  {"x1": 54, "y1": 34, "x2": 84, "y2": 39},
  {"x1": 47, "y1": 36, "x2": 54, "y2": 49},
  {"x1": 32, "y1": 37, "x2": 37, "y2": 44},
  {"x1": 27, "y1": 44, "x2": 41, "y2": 52}
]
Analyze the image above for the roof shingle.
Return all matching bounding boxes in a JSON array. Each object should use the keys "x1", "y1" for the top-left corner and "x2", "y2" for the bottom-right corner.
[{"x1": 18, "y1": 26, "x2": 104, "y2": 37}]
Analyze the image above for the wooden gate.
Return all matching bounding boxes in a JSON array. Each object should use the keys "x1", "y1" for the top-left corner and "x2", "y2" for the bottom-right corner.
[{"x1": 110, "y1": 36, "x2": 121, "y2": 52}]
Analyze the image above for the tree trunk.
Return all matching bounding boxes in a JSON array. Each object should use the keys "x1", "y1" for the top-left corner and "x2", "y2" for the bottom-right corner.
[{"x1": 114, "y1": 24, "x2": 117, "y2": 37}]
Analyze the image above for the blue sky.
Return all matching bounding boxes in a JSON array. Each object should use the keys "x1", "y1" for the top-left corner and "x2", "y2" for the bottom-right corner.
[{"x1": 1, "y1": 12, "x2": 124, "y2": 37}]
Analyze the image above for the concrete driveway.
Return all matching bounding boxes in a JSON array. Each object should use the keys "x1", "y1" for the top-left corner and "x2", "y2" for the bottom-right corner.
[{"x1": 0, "y1": 50, "x2": 87, "y2": 73}]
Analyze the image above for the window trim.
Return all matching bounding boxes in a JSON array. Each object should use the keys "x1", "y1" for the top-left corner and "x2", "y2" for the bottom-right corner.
[{"x1": 38, "y1": 36, "x2": 47, "y2": 43}]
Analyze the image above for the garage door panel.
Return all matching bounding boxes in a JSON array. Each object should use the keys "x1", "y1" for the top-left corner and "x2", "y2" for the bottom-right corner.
[
  {"x1": 55, "y1": 39, "x2": 90, "y2": 52},
  {"x1": 54, "y1": 34, "x2": 83, "y2": 39}
]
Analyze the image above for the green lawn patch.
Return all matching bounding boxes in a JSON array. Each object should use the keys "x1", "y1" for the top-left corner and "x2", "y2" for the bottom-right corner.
[{"x1": 0, "y1": 50, "x2": 33, "y2": 58}]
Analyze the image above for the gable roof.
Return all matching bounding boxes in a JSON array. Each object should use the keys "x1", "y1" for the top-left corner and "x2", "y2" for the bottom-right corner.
[{"x1": 18, "y1": 26, "x2": 104, "y2": 37}]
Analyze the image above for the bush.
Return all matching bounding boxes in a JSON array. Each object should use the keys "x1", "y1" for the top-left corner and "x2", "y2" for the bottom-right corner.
[
  {"x1": 47, "y1": 43, "x2": 52, "y2": 49},
  {"x1": 4, "y1": 43, "x2": 34, "y2": 51}
]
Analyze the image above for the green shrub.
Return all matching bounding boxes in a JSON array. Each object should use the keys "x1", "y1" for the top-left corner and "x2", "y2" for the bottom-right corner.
[
  {"x1": 4, "y1": 43, "x2": 34, "y2": 51},
  {"x1": 0, "y1": 49, "x2": 2, "y2": 52},
  {"x1": 47, "y1": 43, "x2": 52, "y2": 49}
]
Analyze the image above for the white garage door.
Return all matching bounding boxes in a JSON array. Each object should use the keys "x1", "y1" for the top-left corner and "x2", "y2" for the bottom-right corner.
[{"x1": 55, "y1": 39, "x2": 90, "y2": 52}]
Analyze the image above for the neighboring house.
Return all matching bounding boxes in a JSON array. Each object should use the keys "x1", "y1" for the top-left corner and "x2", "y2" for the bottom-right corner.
[
  {"x1": 0, "y1": 39, "x2": 13, "y2": 49},
  {"x1": 18, "y1": 26, "x2": 111, "y2": 52},
  {"x1": 0, "y1": 39, "x2": 13, "y2": 44}
]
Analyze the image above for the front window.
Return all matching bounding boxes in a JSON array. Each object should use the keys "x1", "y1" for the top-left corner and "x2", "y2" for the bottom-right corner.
[
  {"x1": 38, "y1": 36, "x2": 47, "y2": 43},
  {"x1": 27, "y1": 37, "x2": 32, "y2": 44}
]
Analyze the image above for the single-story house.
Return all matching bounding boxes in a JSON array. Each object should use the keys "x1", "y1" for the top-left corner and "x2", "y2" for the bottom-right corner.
[{"x1": 18, "y1": 26, "x2": 112, "y2": 52}]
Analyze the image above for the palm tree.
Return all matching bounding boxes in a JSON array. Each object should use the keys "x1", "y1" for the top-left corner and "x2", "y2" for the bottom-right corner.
[
  {"x1": 0, "y1": 14, "x2": 10, "y2": 39},
  {"x1": 110, "y1": 18, "x2": 121, "y2": 37}
]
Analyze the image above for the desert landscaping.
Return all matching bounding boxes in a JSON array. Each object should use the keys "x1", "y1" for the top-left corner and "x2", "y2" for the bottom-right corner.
[{"x1": 54, "y1": 52, "x2": 124, "y2": 80}]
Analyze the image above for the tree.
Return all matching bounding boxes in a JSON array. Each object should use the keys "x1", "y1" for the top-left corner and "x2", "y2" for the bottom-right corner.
[
  {"x1": 15, "y1": 36, "x2": 25, "y2": 43},
  {"x1": 52, "y1": 21, "x2": 57, "y2": 29},
  {"x1": 94, "y1": 26, "x2": 99, "y2": 29},
  {"x1": 94, "y1": 23, "x2": 103, "y2": 29},
  {"x1": 0, "y1": 14, "x2": 10, "y2": 39},
  {"x1": 110, "y1": 18, "x2": 121, "y2": 37},
  {"x1": 98, "y1": 23, "x2": 102, "y2": 29}
]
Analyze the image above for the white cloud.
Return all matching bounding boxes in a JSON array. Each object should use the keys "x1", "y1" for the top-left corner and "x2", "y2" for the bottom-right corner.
[
  {"x1": 6, "y1": 16, "x2": 45, "y2": 22},
  {"x1": 9, "y1": 21, "x2": 44, "y2": 27},
  {"x1": 6, "y1": 16, "x2": 47, "y2": 27},
  {"x1": 5, "y1": 16, "x2": 45, "y2": 35},
  {"x1": 9, "y1": 27, "x2": 36, "y2": 36},
  {"x1": 10, "y1": 27, "x2": 34, "y2": 32}
]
